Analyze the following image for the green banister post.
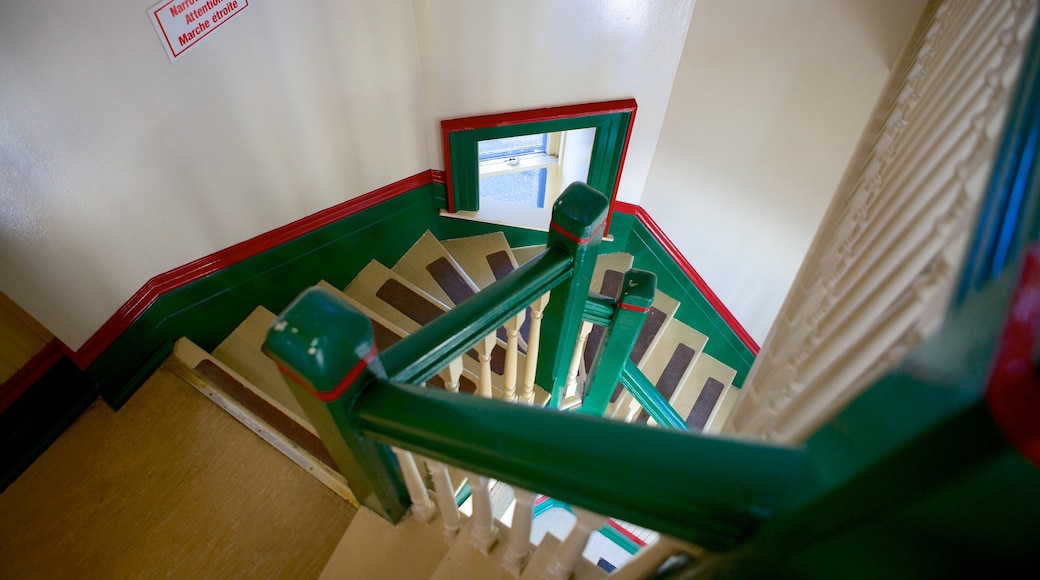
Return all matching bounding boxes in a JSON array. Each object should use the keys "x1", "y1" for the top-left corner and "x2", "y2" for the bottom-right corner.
[
  {"x1": 536, "y1": 182, "x2": 610, "y2": 407},
  {"x1": 580, "y1": 269, "x2": 656, "y2": 416},
  {"x1": 262, "y1": 287, "x2": 410, "y2": 522}
]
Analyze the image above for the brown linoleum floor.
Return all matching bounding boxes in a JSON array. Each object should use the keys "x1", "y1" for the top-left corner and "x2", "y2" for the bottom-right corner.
[{"x1": 0, "y1": 364, "x2": 355, "y2": 579}]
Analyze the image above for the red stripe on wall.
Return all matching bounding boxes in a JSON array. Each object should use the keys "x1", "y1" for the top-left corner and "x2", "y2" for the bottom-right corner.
[
  {"x1": 613, "y1": 201, "x2": 760, "y2": 356},
  {"x1": 71, "y1": 170, "x2": 439, "y2": 369}
]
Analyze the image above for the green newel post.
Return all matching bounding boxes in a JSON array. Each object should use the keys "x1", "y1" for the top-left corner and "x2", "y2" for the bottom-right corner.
[
  {"x1": 262, "y1": 287, "x2": 410, "y2": 523},
  {"x1": 536, "y1": 183, "x2": 610, "y2": 407},
  {"x1": 580, "y1": 269, "x2": 656, "y2": 416}
]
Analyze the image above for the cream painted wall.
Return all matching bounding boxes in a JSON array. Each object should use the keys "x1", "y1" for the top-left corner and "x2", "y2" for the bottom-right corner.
[
  {"x1": 640, "y1": 0, "x2": 927, "y2": 342},
  {"x1": 0, "y1": 1, "x2": 429, "y2": 349},
  {"x1": 413, "y1": 0, "x2": 695, "y2": 205}
]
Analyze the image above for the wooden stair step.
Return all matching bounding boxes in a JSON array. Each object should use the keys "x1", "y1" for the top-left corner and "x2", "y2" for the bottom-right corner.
[
  {"x1": 392, "y1": 230, "x2": 481, "y2": 307},
  {"x1": 621, "y1": 320, "x2": 708, "y2": 424},
  {"x1": 211, "y1": 306, "x2": 308, "y2": 424},
  {"x1": 511, "y1": 244, "x2": 548, "y2": 266},
  {"x1": 321, "y1": 506, "x2": 452, "y2": 580},
  {"x1": 703, "y1": 383, "x2": 742, "y2": 434},
  {"x1": 441, "y1": 232, "x2": 518, "y2": 290},
  {"x1": 317, "y1": 280, "x2": 478, "y2": 394},
  {"x1": 343, "y1": 260, "x2": 450, "y2": 334},
  {"x1": 518, "y1": 530, "x2": 609, "y2": 580},
  {"x1": 343, "y1": 262, "x2": 519, "y2": 393},
  {"x1": 430, "y1": 516, "x2": 513, "y2": 580},
  {"x1": 169, "y1": 338, "x2": 356, "y2": 503},
  {"x1": 655, "y1": 354, "x2": 736, "y2": 431}
]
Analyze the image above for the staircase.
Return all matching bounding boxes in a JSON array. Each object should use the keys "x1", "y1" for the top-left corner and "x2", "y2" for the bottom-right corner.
[{"x1": 169, "y1": 225, "x2": 741, "y2": 577}]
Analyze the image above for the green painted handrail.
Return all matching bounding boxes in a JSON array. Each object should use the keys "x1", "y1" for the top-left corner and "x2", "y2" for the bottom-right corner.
[
  {"x1": 581, "y1": 269, "x2": 656, "y2": 416},
  {"x1": 353, "y1": 378, "x2": 806, "y2": 552},
  {"x1": 380, "y1": 246, "x2": 571, "y2": 385},
  {"x1": 620, "y1": 362, "x2": 689, "y2": 431},
  {"x1": 583, "y1": 293, "x2": 616, "y2": 326}
]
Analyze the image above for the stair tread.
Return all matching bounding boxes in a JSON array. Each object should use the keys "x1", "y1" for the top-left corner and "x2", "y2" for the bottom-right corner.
[
  {"x1": 211, "y1": 306, "x2": 309, "y2": 425},
  {"x1": 519, "y1": 531, "x2": 609, "y2": 580},
  {"x1": 343, "y1": 260, "x2": 451, "y2": 334},
  {"x1": 442, "y1": 232, "x2": 517, "y2": 289},
  {"x1": 321, "y1": 506, "x2": 451, "y2": 580},
  {"x1": 511, "y1": 244, "x2": 548, "y2": 266},
  {"x1": 393, "y1": 231, "x2": 481, "y2": 307},
  {"x1": 704, "y1": 384, "x2": 742, "y2": 434},
  {"x1": 621, "y1": 319, "x2": 708, "y2": 424},
  {"x1": 430, "y1": 517, "x2": 513, "y2": 580},
  {"x1": 663, "y1": 354, "x2": 737, "y2": 431},
  {"x1": 590, "y1": 252, "x2": 634, "y2": 299}
]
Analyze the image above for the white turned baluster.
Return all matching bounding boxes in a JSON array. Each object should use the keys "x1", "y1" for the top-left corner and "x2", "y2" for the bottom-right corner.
[
  {"x1": 501, "y1": 488, "x2": 536, "y2": 576},
  {"x1": 543, "y1": 506, "x2": 606, "y2": 580},
  {"x1": 608, "y1": 537, "x2": 704, "y2": 580},
  {"x1": 423, "y1": 458, "x2": 461, "y2": 543},
  {"x1": 477, "y1": 333, "x2": 497, "y2": 399},
  {"x1": 462, "y1": 471, "x2": 498, "y2": 554},
  {"x1": 563, "y1": 321, "x2": 594, "y2": 400},
  {"x1": 503, "y1": 311, "x2": 525, "y2": 402},
  {"x1": 521, "y1": 292, "x2": 551, "y2": 404},
  {"x1": 440, "y1": 356, "x2": 464, "y2": 393},
  {"x1": 392, "y1": 448, "x2": 436, "y2": 523}
]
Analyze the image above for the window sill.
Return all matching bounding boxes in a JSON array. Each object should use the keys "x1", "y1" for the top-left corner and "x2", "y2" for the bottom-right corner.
[{"x1": 440, "y1": 199, "x2": 614, "y2": 241}]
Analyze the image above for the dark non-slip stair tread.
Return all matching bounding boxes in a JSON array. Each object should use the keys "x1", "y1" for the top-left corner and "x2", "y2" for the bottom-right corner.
[
  {"x1": 636, "y1": 343, "x2": 697, "y2": 424},
  {"x1": 686, "y1": 377, "x2": 726, "y2": 431},
  {"x1": 193, "y1": 359, "x2": 338, "y2": 472},
  {"x1": 426, "y1": 257, "x2": 477, "y2": 306}
]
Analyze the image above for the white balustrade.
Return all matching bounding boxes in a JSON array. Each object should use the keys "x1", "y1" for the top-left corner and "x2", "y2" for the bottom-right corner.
[
  {"x1": 501, "y1": 488, "x2": 536, "y2": 577},
  {"x1": 725, "y1": 0, "x2": 1039, "y2": 443},
  {"x1": 542, "y1": 506, "x2": 607, "y2": 580},
  {"x1": 503, "y1": 311, "x2": 525, "y2": 401},
  {"x1": 521, "y1": 292, "x2": 551, "y2": 404},
  {"x1": 440, "y1": 356, "x2": 464, "y2": 393},
  {"x1": 563, "y1": 321, "x2": 594, "y2": 405},
  {"x1": 476, "y1": 333, "x2": 497, "y2": 399},
  {"x1": 462, "y1": 471, "x2": 499, "y2": 554},
  {"x1": 391, "y1": 447, "x2": 436, "y2": 523},
  {"x1": 423, "y1": 458, "x2": 461, "y2": 543}
]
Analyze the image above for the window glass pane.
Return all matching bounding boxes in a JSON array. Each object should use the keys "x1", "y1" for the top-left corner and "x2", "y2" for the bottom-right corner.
[
  {"x1": 478, "y1": 134, "x2": 548, "y2": 161},
  {"x1": 479, "y1": 168, "x2": 548, "y2": 208}
]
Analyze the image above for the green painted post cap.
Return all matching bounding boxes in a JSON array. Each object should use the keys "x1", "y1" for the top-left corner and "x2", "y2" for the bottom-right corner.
[
  {"x1": 550, "y1": 182, "x2": 610, "y2": 243},
  {"x1": 618, "y1": 269, "x2": 656, "y2": 311},
  {"x1": 264, "y1": 286, "x2": 380, "y2": 400}
]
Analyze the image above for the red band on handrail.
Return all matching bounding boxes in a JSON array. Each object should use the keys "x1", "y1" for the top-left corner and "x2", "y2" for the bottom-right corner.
[
  {"x1": 275, "y1": 345, "x2": 378, "y2": 403},
  {"x1": 550, "y1": 220, "x2": 605, "y2": 245},
  {"x1": 619, "y1": 302, "x2": 650, "y2": 314},
  {"x1": 986, "y1": 243, "x2": 1040, "y2": 468}
]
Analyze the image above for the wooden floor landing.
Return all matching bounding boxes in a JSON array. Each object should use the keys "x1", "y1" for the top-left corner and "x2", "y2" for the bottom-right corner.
[{"x1": 0, "y1": 362, "x2": 356, "y2": 579}]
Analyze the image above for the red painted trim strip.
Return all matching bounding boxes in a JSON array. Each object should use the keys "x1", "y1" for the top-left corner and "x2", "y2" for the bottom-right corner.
[
  {"x1": 618, "y1": 302, "x2": 651, "y2": 314},
  {"x1": 986, "y1": 243, "x2": 1040, "y2": 468},
  {"x1": 0, "y1": 339, "x2": 70, "y2": 414},
  {"x1": 603, "y1": 105, "x2": 637, "y2": 237},
  {"x1": 440, "y1": 99, "x2": 637, "y2": 133},
  {"x1": 274, "y1": 346, "x2": 377, "y2": 403},
  {"x1": 613, "y1": 202, "x2": 760, "y2": 355},
  {"x1": 549, "y1": 220, "x2": 606, "y2": 246},
  {"x1": 72, "y1": 170, "x2": 437, "y2": 369},
  {"x1": 606, "y1": 519, "x2": 648, "y2": 547}
]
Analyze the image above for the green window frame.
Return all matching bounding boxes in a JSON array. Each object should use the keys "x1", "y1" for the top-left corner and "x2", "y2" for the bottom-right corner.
[{"x1": 441, "y1": 99, "x2": 637, "y2": 234}]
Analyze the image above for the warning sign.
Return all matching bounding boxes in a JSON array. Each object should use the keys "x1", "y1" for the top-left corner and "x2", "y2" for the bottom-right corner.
[{"x1": 150, "y1": 0, "x2": 249, "y2": 62}]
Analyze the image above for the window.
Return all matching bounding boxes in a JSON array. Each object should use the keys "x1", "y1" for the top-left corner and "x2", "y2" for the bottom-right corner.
[
  {"x1": 441, "y1": 100, "x2": 636, "y2": 233},
  {"x1": 478, "y1": 133, "x2": 558, "y2": 208}
]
